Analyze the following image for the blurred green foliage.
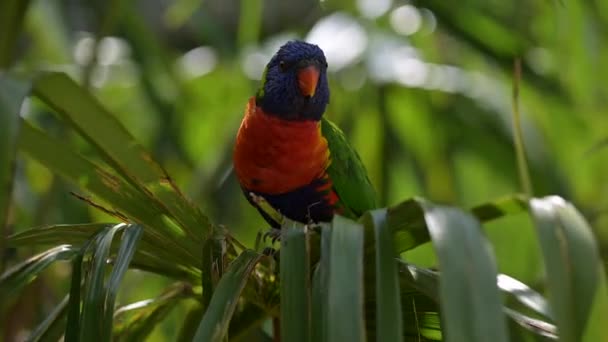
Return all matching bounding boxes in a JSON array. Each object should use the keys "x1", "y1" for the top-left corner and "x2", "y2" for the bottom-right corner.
[{"x1": 2, "y1": 0, "x2": 608, "y2": 340}]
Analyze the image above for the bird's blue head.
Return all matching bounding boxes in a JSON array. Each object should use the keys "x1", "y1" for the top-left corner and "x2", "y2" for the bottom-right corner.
[{"x1": 256, "y1": 41, "x2": 330, "y2": 121}]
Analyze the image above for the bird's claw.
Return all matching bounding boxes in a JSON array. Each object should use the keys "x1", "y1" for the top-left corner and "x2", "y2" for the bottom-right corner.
[
  {"x1": 262, "y1": 247, "x2": 278, "y2": 257},
  {"x1": 263, "y1": 228, "x2": 282, "y2": 244}
]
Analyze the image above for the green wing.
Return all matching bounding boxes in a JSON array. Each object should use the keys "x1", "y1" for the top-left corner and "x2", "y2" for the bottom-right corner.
[{"x1": 321, "y1": 118, "x2": 378, "y2": 218}]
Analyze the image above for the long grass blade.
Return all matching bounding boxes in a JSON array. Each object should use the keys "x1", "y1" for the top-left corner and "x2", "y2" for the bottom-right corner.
[
  {"x1": 32, "y1": 72, "x2": 211, "y2": 241},
  {"x1": 388, "y1": 195, "x2": 527, "y2": 253},
  {"x1": 18, "y1": 121, "x2": 199, "y2": 267},
  {"x1": 503, "y1": 308, "x2": 557, "y2": 340},
  {"x1": 311, "y1": 224, "x2": 331, "y2": 342},
  {"x1": 361, "y1": 209, "x2": 403, "y2": 342},
  {"x1": 497, "y1": 274, "x2": 553, "y2": 319},
  {"x1": 176, "y1": 304, "x2": 205, "y2": 342},
  {"x1": 80, "y1": 223, "x2": 126, "y2": 342},
  {"x1": 193, "y1": 249, "x2": 263, "y2": 342},
  {"x1": 529, "y1": 196, "x2": 608, "y2": 342},
  {"x1": 113, "y1": 282, "x2": 193, "y2": 341},
  {"x1": 406, "y1": 264, "x2": 553, "y2": 321},
  {"x1": 9, "y1": 223, "x2": 197, "y2": 280},
  {"x1": 511, "y1": 58, "x2": 533, "y2": 197},
  {"x1": 26, "y1": 295, "x2": 69, "y2": 342},
  {"x1": 65, "y1": 247, "x2": 86, "y2": 342},
  {"x1": 0, "y1": 74, "x2": 29, "y2": 272},
  {"x1": 9, "y1": 223, "x2": 111, "y2": 246},
  {"x1": 102, "y1": 225, "x2": 143, "y2": 340},
  {"x1": 327, "y1": 215, "x2": 365, "y2": 342},
  {"x1": 0, "y1": 245, "x2": 76, "y2": 308},
  {"x1": 401, "y1": 262, "x2": 556, "y2": 340},
  {"x1": 422, "y1": 202, "x2": 508, "y2": 342},
  {"x1": 280, "y1": 221, "x2": 311, "y2": 342},
  {"x1": 0, "y1": 0, "x2": 31, "y2": 67}
]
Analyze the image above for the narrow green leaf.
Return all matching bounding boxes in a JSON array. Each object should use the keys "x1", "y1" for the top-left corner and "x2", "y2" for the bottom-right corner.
[
  {"x1": 311, "y1": 266, "x2": 324, "y2": 342},
  {"x1": 406, "y1": 263, "x2": 553, "y2": 321},
  {"x1": 114, "y1": 282, "x2": 192, "y2": 341},
  {"x1": 227, "y1": 302, "x2": 271, "y2": 341},
  {"x1": 510, "y1": 58, "x2": 533, "y2": 197},
  {"x1": 327, "y1": 216, "x2": 365, "y2": 342},
  {"x1": 193, "y1": 250, "x2": 263, "y2": 342},
  {"x1": 8, "y1": 223, "x2": 197, "y2": 280},
  {"x1": 9, "y1": 223, "x2": 110, "y2": 246},
  {"x1": 311, "y1": 224, "x2": 331, "y2": 342},
  {"x1": 32, "y1": 72, "x2": 211, "y2": 241},
  {"x1": 0, "y1": 244, "x2": 76, "y2": 307},
  {"x1": 0, "y1": 0, "x2": 31, "y2": 67},
  {"x1": 201, "y1": 232, "x2": 226, "y2": 309},
  {"x1": 65, "y1": 249, "x2": 85, "y2": 342},
  {"x1": 280, "y1": 221, "x2": 310, "y2": 342},
  {"x1": 80, "y1": 223, "x2": 126, "y2": 342},
  {"x1": 237, "y1": 0, "x2": 262, "y2": 47},
  {"x1": 102, "y1": 225, "x2": 143, "y2": 340},
  {"x1": 177, "y1": 304, "x2": 205, "y2": 342},
  {"x1": 388, "y1": 195, "x2": 526, "y2": 253},
  {"x1": 26, "y1": 295, "x2": 69, "y2": 342},
  {"x1": 0, "y1": 74, "x2": 29, "y2": 272},
  {"x1": 401, "y1": 262, "x2": 555, "y2": 340},
  {"x1": 386, "y1": 198, "x2": 427, "y2": 253},
  {"x1": 504, "y1": 308, "x2": 557, "y2": 340},
  {"x1": 497, "y1": 274, "x2": 553, "y2": 320},
  {"x1": 529, "y1": 196, "x2": 608, "y2": 342},
  {"x1": 361, "y1": 209, "x2": 403, "y2": 342},
  {"x1": 422, "y1": 202, "x2": 508, "y2": 342},
  {"x1": 18, "y1": 121, "x2": 199, "y2": 267},
  {"x1": 470, "y1": 195, "x2": 528, "y2": 222}
]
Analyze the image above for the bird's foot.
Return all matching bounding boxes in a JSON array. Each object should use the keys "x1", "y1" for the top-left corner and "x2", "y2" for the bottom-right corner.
[
  {"x1": 262, "y1": 246, "x2": 278, "y2": 257},
  {"x1": 263, "y1": 227, "x2": 282, "y2": 244}
]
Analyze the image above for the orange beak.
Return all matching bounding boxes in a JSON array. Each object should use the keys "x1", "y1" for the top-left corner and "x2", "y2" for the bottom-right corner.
[{"x1": 297, "y1": 65, "x2": 320, "y2": 98}]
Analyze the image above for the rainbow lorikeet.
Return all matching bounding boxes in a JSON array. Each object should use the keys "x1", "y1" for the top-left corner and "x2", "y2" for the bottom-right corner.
[{"x1": 233, "y1": 40, "x2": 377, "y2": 228}]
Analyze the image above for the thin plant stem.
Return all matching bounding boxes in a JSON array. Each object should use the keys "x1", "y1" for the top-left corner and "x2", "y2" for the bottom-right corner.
[{"x1": 511, "y1": 58, "x2": 533, "y2": 197}]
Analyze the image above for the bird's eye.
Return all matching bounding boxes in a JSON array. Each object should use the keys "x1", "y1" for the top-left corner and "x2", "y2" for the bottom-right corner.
[{"x1": 279, "y1": 60, "x2": 287, "y2": 72}]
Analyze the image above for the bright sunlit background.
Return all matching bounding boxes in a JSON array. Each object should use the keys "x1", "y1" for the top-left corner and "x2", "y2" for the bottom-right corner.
[{"x1": 5, "y1": 0, "x2": 608, "y2": 340}]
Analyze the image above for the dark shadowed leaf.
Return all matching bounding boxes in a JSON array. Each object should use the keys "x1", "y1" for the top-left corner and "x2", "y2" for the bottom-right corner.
[
  {"x1": 311, "y1": 224, "x2": 331, "y2": 342},
  {"x1": 0, "y1": 74, "x2": 28, "y2": 272},
  {"x1": 0, "y1": 0, "x2": 31, "y2": 67},
  {"x1": 65, "y1": 248, "x2": 85, "y2": 342},
  {"x1": 360, "y1": 209, "x2": 403, "y2": 342},
  {"x1": 113, "y1": 282, "x2": 193, "y2": 341},
  {"x1": 327, "y1": 215, "x2": 365, "y2": 342},
  {"x1": 176, "y1": 304, "x2": 205, "y2": 342},
  {"x1": 193, "y1": 249, "x2": 263, "y2": 342},
  {"x1": 280, "y1": 221, "x2": 310, "y2": 342},
  {"x1": 26, "y1": 295, "x2": 69, "y2": 342},
  {"x1": 0, "y1": 244, "x2": 76, "y2": 308}
]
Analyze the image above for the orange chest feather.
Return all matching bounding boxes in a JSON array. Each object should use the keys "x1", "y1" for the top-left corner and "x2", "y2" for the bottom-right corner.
[{"x1": 233, "y1": 97, "x2": 330, "y2": 194}]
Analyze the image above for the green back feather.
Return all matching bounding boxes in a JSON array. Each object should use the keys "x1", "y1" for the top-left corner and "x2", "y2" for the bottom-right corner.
[{"x1": 321, "y1": 118, "x2": 378, "y2": 218}]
